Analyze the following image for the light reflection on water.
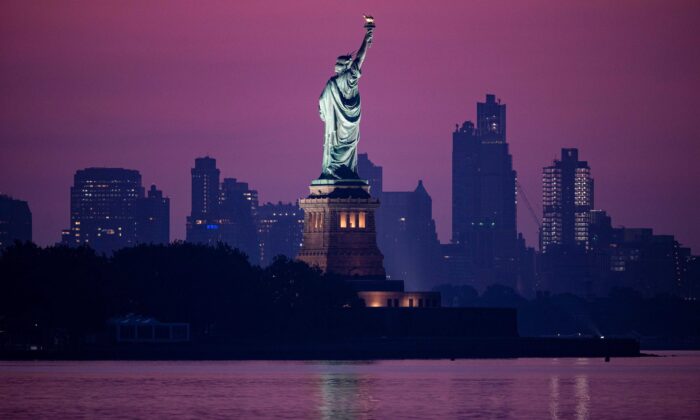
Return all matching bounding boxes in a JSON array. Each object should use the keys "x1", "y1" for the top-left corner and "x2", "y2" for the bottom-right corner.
[
  {"x1": 575, "y1": 374, "x2": 590, "y2": 420},
  {"x1": 549, "y1": 374, "x2": 561, "y2": 419},
  {"x1": 0, "y1": 352, "x2": 699, "y2": 419}
]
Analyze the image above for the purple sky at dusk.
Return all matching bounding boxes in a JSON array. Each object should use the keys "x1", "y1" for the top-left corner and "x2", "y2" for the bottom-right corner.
[{"x1": 1, "y1": 1, "x2": 699, "y2": 252}]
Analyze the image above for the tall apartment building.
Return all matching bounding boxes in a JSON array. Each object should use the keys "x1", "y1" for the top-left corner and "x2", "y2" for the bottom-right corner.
[{"x1": 541, "y1": 148, "x2": 594, "y2": 252}]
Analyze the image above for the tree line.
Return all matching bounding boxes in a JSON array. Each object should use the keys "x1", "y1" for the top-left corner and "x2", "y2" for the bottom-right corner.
[
  {"x1": 0, "y1": 242, "x2": 362, "y2": 348},
  {"x1": 1, "y1": 242, "x2": 697, "y2": 351}
]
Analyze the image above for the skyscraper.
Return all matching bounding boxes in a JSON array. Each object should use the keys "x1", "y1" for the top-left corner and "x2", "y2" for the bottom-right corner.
[
  {"x1": 219, "y1": 178, "x2": 260, "y2": 261},
  {"x1": 185, "y1": 157, "x2": 263, "y2": 257},
  {"x1": 257, "y1": 202, "x2": 304, "y2": 266},
  {"x1": 358, "y1": 153, "x2": 383, "y2": 197},
  {"x1": 64, "y1": 168, "x2": 145, "y2": 253},
  {"x1": 477, "y1": 93, "x2": 507, "y2": 141},
  {"x1": 186, "y1": 157, "x2": 221, "y2": 245},
  {"x1": 0, "y1": 195, "x2": 32, "y2": 250},
  {"x1": 377, "y1": 180, "x2": 442, "y2": 290},
  {"x1": 451, "y1": 94, "x2": 518, "y2": 289},
  {"x1": 541, "y1": 148, "x2": 594, "y2": 252},
  {"x1": 135, "y1": 185, "x2": 170, "y2": 245}
]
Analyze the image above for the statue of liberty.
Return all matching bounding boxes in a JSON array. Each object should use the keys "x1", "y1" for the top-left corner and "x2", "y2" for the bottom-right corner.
[{"x1": 318, "y1": 17, "x2": 375, "y2": 180}]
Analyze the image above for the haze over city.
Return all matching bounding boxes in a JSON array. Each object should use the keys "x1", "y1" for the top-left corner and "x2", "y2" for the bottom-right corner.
[
  {"x1": 2, "y1": 0, "x2": 699, "y2": 252},
  {"x1": 3, "y1": 3, "x2": 700, "y2": 418}
]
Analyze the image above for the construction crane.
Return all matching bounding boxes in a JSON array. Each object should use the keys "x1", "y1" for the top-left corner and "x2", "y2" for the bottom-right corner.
[{"x1": 516, "y1": 180, "x2": 541, "y2": 229}]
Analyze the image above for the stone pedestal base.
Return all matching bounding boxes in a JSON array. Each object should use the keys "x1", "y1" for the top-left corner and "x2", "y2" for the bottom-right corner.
[{"x1": 297, "y1": 180, "x2": 385, "y2": 278}]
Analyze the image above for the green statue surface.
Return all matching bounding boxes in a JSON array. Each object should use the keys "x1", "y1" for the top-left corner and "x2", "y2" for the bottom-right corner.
[{"x1": 318, "y1": 18, "x2": 374, "y2": 180}]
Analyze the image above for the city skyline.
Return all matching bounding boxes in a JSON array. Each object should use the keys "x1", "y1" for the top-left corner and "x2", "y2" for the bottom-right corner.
[
  {"x1": 2, "y1": 4, "x2": 700, "y2": 418},
  {"x1": 2, "y1": 2, "x2": 699, "y2": 253}
]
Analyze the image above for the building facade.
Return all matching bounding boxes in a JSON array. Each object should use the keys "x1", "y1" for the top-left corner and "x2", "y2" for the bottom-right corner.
[
  {"x1": 357, "y1": 153, "x2": 383, "y2": 197},
  {"x1": 0, "y1": 195, "x2": 32, "y2": 250},
  {"x1": 63, "y1": 168, "x2": 146, "y2": 253},
  {"x1": 590, "y1": 219, "x2": 692, "y2": 297},
  {"x1": 219, "y1": 178, "x2": 260, "y2": 262},
  {"x1": 134, "y1": 185, "x2": 170, "y2": 245},
  {"x1": 541, "y1": 148, "x2": 594, "y2": 252},
  {"x1": 257, "y1": 202, "x2": 304, "y2": 266},
  {"x1": 538, "y1": 208, "x2": 697, "y2": 298},
  {"x1": 451, "y1": 94, "x2": 519, "y2": 289},
  {"x1": 185, "y1": 157, "x2": 262, "y2": 261},
  {"x1": 186, "y1": 157, "x2": 221, "y2": 245},
  {"x1": 359, "y1": 154, "x2": 443, "y2": 289},
  {"x1": 376, "y1": 180, "x2": 442, "y2": 290}
]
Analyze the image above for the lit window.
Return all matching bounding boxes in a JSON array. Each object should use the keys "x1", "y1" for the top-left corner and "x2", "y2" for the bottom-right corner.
[
  {"x1": 358, "y1": 212, "x2": 366, "y2": 229},
  {"x1": 339, "y1": 212, "x2": 347, "y2": 228},
  {"x1": 349, "y1": 212, "x2": 356, "y2": 228}
]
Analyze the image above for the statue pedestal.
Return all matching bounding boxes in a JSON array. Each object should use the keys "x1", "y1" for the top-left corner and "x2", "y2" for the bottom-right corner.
[{"x1": 297, "y1": 179, "x2": 386, "y2": 278}]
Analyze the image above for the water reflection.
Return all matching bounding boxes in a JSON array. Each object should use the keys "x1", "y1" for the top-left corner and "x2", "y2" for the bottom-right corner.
[
  {"x1": 548, "y1": 362, "x2": 590, "y2": 419},
  {"x1": 317, "y1": 362, "x2": 375, "y2": 419},
  {"x1": 1, "y1": 356, "x2": 698, "y2": 419},
  {"x1": 575, "y1": 375, "x2": 590, "y2": 420},
  {"x1": 448, "y1": 376, "x2": 514, "y2": 417},
  {"x1": 549, "y1": 375, "x2": 561, "y2": 419}
]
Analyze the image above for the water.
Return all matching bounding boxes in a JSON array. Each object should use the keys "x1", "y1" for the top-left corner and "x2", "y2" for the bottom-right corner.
[{"x1": 1, "y1": 352, "x2": 699, "y2": 419}]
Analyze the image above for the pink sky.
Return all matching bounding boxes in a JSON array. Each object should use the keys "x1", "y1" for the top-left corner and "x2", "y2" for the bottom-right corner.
[{"x1": 1, "y1": 1, "x2": 699, "y2": 252}]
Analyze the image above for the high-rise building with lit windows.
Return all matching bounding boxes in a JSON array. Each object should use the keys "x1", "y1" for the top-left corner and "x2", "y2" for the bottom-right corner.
[
  {"x1": 541, "y1": 148, "x2": 594, "y2": 252},
  {"x1": 476, "y1": 93, "x2": 507, "y2": 142},
  {"x1": 186, "y1": 157, "x2": 221, "y2": 245},
  {"x1": 64, "y1": 168, "x2": 145, "y2": 253}
]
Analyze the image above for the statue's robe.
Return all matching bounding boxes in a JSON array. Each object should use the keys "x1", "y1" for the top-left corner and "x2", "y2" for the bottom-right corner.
[{"x1": 319, "y1": 61, "x2": 362, "y2": 180}]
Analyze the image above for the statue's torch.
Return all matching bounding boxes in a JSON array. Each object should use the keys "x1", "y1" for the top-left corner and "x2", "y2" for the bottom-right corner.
[{"x1": 364, "y1": 15, "x2": 375, "y2": 46}]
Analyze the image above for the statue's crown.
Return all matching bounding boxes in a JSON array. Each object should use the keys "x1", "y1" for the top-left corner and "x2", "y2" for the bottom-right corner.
[{"x1": 336, "y1": 55, "x2": 352, "y2": 65}]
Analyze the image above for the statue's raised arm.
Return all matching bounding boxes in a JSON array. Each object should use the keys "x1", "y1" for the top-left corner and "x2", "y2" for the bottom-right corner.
[{"x1": 354, "y1": 27, "x2": 374, "y2": 70}]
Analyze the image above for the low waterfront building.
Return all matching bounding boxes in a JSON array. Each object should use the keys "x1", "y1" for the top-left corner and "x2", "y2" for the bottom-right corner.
[{"x1": 108, "y1": 314, "x2": 190, "y2": 343}]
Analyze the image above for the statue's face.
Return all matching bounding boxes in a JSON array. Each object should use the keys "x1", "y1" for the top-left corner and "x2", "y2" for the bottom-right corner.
[{"x1": 334, "y1": 57, "x2": 351, "y2": 74}]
